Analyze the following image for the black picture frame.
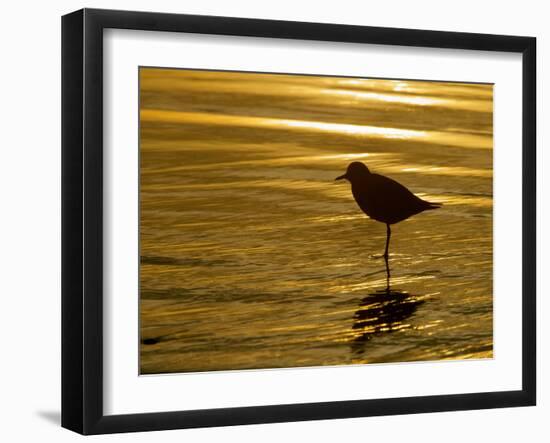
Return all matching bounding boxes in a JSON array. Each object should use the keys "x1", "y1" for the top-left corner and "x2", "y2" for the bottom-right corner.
[{"x1": 61, "y1": 8, "x2": 536, "y2": 435}]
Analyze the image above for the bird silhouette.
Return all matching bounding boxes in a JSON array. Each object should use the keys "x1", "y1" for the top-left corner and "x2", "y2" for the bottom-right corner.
[{"x1": 336, "y1": 162, "x2": 441, "y2": 282}]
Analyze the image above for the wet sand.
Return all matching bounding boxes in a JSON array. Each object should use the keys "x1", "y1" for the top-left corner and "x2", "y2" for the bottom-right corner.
[{"x1": 139, "y1": 68, "x2": 493, "y2": 374}]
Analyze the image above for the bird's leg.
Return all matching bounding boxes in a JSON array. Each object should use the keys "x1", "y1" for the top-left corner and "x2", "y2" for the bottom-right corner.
[
  {"x1": 384, "y1": 224, "x2": 391, "y2": 290},
  {"x1": 383, "y1": 224, "x2": 391, "y2": 260}
]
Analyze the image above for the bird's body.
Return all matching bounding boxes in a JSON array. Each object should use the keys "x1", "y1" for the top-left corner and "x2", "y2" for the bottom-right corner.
[
  {"x1": 350, "y1": 172, "x2": 440, "y2": 225},
  {"x1": 335, "y1": 161, "x2": 441, "y2": 285}
]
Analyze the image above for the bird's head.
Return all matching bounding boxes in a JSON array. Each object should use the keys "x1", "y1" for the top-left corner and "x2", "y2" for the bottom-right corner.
[{"x1": 335, "y1": 162, "x2": 370, "y2": 182}]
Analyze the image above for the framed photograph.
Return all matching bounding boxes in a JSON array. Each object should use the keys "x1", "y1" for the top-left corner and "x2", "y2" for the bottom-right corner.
[{"x1": 61, "y1": 8, "x2": 536, "y2": 435}]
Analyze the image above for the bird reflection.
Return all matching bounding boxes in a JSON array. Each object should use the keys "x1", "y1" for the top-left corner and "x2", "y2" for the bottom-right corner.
[{"x1": 351, "y1": 284, "x2": 425, "y2": 355}]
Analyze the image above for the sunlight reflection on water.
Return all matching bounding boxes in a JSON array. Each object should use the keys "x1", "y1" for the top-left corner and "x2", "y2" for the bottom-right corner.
[{"x1": 139, "y1": 68, "x2": 493, "y2": 374}]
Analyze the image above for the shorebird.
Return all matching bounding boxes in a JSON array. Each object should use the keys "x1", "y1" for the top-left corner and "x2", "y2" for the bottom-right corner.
[{"x1": 335, "y1": 162, "x2": 441, "y2": 278}]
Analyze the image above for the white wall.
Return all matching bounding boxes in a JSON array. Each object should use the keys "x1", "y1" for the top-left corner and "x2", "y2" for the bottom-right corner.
[{"x1": 0, "y1": 1, "x2": 545, "y2": 441}]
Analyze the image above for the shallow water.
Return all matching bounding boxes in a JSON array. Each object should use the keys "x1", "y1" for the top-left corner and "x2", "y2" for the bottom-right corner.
[{"x1": 139, "y1": 68, "x2": 493, "y2": 374}]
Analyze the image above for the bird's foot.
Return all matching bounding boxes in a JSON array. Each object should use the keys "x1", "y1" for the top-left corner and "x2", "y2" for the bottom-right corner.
[{"x1": 370, "y1": 253, "x2": 390, "y2": 260}]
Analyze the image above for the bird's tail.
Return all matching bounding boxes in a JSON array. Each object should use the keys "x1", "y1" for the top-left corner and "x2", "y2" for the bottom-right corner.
[{"x1": 425, "y1": 201, "x2": 443, "y2": 210}]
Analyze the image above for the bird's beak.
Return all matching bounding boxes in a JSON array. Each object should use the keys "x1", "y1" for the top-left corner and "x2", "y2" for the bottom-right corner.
[{"x1": 335, "y1": 174, "x2": 347, "y2": 181}]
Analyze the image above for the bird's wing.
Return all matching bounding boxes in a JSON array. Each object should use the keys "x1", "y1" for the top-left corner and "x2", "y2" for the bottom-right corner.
[
  {"x1": 369, "y1": 174, "x2": 420, "y2": 202},
  {"x1": 368, "y1": 173, "x2": 431, "y2": 218}
]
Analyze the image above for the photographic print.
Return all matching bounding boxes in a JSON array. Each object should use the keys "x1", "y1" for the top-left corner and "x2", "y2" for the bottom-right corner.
[{"x1": 139, "y1": 67, "x2": 493, "y2": 375}]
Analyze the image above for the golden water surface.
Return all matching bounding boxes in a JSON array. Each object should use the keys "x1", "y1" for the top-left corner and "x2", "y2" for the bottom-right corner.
[{"x1": 139, "y1": 68, "x2": 493, "y2": 374}]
